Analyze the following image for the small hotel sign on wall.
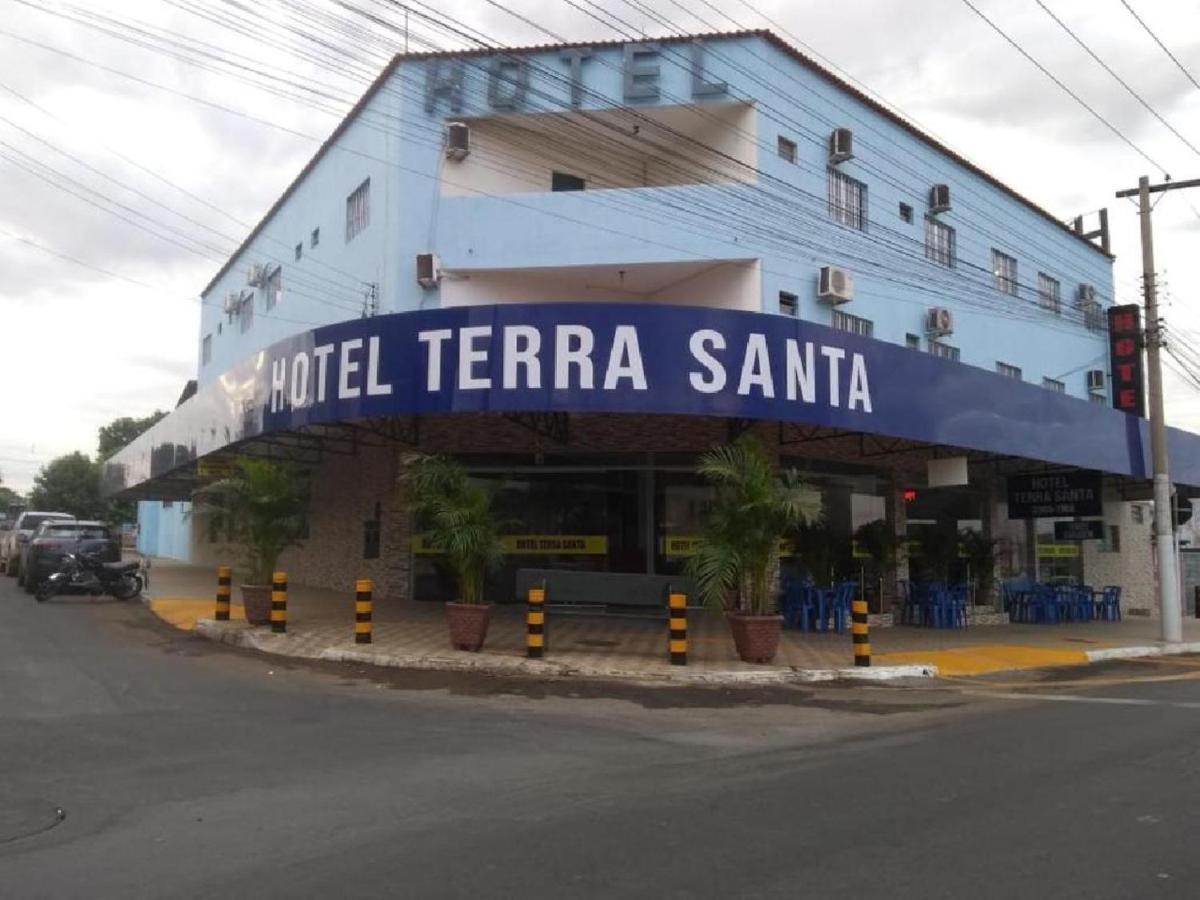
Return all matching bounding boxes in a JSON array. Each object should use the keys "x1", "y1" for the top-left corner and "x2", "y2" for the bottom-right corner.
[{"x1": 1107, "y1": 304, "x2": 1145, "y2": 417}]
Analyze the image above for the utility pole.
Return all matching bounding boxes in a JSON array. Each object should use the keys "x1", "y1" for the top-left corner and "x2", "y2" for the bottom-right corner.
[{"x1": 1115, "y1": 175, "x2": 1200, "y2": 642}]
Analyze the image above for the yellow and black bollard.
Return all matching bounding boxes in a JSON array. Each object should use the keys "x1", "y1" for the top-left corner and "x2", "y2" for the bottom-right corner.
[
  {"x1": 355, "y1": 578, "x2": 373, "y2": 645},
  {"x1": 215, "y1": 566, "x2": 232, "y2": 621},
  {"x1": 526, "y1": 582, "x2": 546, "y2": 659},
  {"x1": 668, "y1": 590, "x2": 688, "y2": 665},
  {"x1": 271, "y1": 571, "x2": 288, "y2": 634},
  {"x1": 851, "y1": 598, "x2": 870, "y2": 667}
]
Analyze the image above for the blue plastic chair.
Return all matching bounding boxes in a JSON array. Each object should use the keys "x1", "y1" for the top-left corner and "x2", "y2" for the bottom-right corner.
[
  {"x1": 830, "y1": 581, "x2": 856, "y2": 634},
  {"x1": 1099, "y1": 585, "x2": 1122, "y2": 621}
]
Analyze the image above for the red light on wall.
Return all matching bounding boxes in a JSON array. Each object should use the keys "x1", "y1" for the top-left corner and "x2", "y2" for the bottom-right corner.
[{"x1": 903, "y1": 489, "x2": 918, "y2": 502}]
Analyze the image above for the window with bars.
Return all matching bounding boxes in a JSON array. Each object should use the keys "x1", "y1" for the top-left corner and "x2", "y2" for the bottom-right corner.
[
  {"x1": 1083, "y1": 302, "x2": 1104, "y2": 331},
  {"x1": 831, "y1": 309, "x2": 873, "y2": 337},
  {"x1": 827, "y1": 167, "x2": 867, "y2": 231},
  {"x1": 345, "y1": 178, "x2": 370, "y2": 242},
  {"x1": 777, "y1": 135, "x2": 797, "y2": 163},
  {"x1": 779, "y1": 291, "x2": 798, "y2": 317},
  {"x1": 928, "y1": 339, "x2": 960, "y2": 361},
  {"x1": 1038, "y1": 272, "x2": 1060, "y2": 314},
  {"x1": 1042, "y1": 377, "x2": 1065, "y2": 393},
  {"x1": 996, "y1": 361, "x2": 1022, "y2": 380},
  {"x1": 265, "y1": 267, "x2": 282, "y2": 311},
  {"x1": 1090, "y1": 392, "x2": 1108, "y2": 405},
  {"x1": 992, "y1": 249, "x2": 1018, "y2": 295},
  {"x1": 925, "y1": 217, "x2": 955, "y2": 267}
]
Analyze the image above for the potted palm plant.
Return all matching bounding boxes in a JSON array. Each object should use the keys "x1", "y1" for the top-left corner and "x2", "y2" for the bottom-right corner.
[
  {"x1": 687, "y1": 436, "x2": 822, "y2": 664},
  {"x1": 405, "y1": 453, "x2": 504, "y2": 652},
  {"x1": 191, "y1": 458, "x2": 309, "y2": 625}
]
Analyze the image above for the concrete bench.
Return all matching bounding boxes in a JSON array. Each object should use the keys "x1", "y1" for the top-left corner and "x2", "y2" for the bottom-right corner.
[{"x1": 514, "y1": 568, "x2": 697, "y2": 611}]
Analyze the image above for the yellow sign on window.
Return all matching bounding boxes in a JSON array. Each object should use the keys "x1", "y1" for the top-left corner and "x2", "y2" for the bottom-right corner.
[
  {"x1": 412, "y1": 534, "x2": 609, "y2": 555},
  {"x1": 664, "y1": 536, "x2": 797, "y2": 558},
  {"x1": 1037, "y1": 543, "x2": 1080, "y2": 558}
]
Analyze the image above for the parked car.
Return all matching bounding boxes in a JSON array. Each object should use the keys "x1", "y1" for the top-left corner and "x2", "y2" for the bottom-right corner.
[
  {"x1": 21, "y1": 520, "x2": 120, "y2": 594},
  {"x1": 1, "y1": 510, "x2": 74, "y2": 580}
]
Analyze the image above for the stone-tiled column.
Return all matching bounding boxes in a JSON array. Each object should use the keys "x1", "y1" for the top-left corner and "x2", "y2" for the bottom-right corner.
[{"x1": 381, "y1": 448, "x2": 415, "y2": 602}]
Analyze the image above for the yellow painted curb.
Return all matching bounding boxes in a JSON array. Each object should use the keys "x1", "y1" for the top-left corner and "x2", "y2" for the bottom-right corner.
[
  {"x1": 877, "y1": 644, "x2": 1090, "y2": 677},
  {"x1": 150, "y1": 597, "x2": 244, "y2": 631}
]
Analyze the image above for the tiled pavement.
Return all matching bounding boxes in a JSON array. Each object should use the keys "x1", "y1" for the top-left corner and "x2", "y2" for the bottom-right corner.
[{"x1": 146, "y1": 559, "x2": 1200, "y2": 679}]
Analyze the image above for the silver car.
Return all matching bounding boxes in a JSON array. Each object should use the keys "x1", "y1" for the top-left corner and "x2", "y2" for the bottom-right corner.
[{"x1": 0, "y1": 511, "x2": 74, "y2": 581}]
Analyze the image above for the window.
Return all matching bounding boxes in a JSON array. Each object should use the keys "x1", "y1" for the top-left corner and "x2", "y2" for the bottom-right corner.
[
  {"x1": 827, "y1": 167, "x2": 867, "y2": 231},
  {"x1": 899, "y1": 202, "x2": 913, "y2": 224},
  {"x1": 345, "y1": 178, "x2": 370, "y2": 242},
  {"x1": 996, "y1": 362, "x2": 1022, "y2": 380},
  {"x1": 779, "y1": 291, "x2": 798, "y2": 317},
  {"x1": 551, "y1": 171, "x2": 586, "y2": 192},
  {"x1": 1090, "y1": 392, "x2": 1107, "y2": 405},
  {"x1": 311, "y1": 227, "x2": 320, "y2": 248},
  {"x1": 201, "y1": 334, "x2": 212, "y2": 365},
  {"x1": 265, "y1": 267, "x2": 282, "y2": 311},
  {"x1": 238, "y1": 293, "x2": 254, "y2": 333},
  {"x1": 832, "y1": 309, "x2": 873, "y2": 338},
  {"x1": 1038, "y1": 273, "x2": 1060, "y2": 314},
  {"x1": 905, "y1": 333, "x2": 920, "y2": 349},
  {"x1": 992, "y1": 249, "x2": 1018, "y2": 296},
  {"x1": 1083, "y1": 302, "x2": 1104, "y2": 331},
  {"x1": 1042, "y1": 377, "x2": 1065, "y2": 393},
  {"x1": 928, "y1": 339, "x2": 960, "y2": 361},
  {"x1": 925, "y1": 217, "x2": 956, "y2": 267},
  {"x1": 1132, "y1": 504, "x2": 1145, "y2": 525},
  {"x1": 777, "y1": 135, "x2": 797, "y2": 163},
  {"x1": 1106, "y1": 525, "x2": 1121, "y2": 553},
  {"x1": 294, "y1": 242, "x2": 302, "y2": 262}
]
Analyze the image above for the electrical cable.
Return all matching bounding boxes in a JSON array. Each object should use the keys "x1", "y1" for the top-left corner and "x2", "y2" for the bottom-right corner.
[{"x1": 1117, "y1": 0, "x2": 1200, "y2": 92}]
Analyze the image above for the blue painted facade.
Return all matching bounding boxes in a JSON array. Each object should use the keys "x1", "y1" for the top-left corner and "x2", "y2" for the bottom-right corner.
[{"x1": 143, "y1": 31, "x2": 1118, "y2": 561}]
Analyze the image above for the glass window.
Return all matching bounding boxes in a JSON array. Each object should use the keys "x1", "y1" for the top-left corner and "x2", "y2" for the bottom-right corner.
[
  {"x1": 777, "y1": 135, "x2": 797, "y2": 163},
  {"x1": 899, "y1": 202, "x2": 913, "y2": 223},
  {"x1": 928, "y1": 339, "x2": 960, "y2": 361},
  {"x1": 1042, "y1": 377, "x2": 1065, "y2": 393},
  {"x1": 925, "y1": 217, "x2": 955, "y2": 267},
  {"x1": 996, "y1": 361, "x2": 1022, "y2": 380},
  {"x1": 827, "y1": 167, "x2": 867, "y2": 231},
  {"x1": 311, "y1": 227, "x2": 320, "y2": 248},
  {"x1": 239, "y1": 292, "x2": 254, "y2": 333},
  {"x1": 265, "y1": 267, "x2": 282, "y2": 311},
  {"x1": 201, "y1": 334, "x2": 212, "y2": 365},
  {"x1": 992, "y1": 249, "x2": 1018, "y2": 295},
  {"x1": 551, "y1": 171, "x2": 586, "y2": 192},
  {"x1": 779, "y1": 291, "x2": 798, "y2": 317},
  {"x1": 1038, "y1": 272, "x2": 1060, "y2": 314},
  {"x1": 831, "y1": 309, "x2": 873, "y2": 338},
  {"x1": 345, "y1": 178, "x2": 370, "y2": 242}
]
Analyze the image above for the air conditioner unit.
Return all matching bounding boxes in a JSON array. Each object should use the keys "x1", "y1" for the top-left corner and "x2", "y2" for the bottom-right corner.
[
  {"x1": 828, "y1": 127, "x2": 853, "y2": 164},
  {"x1": 925, "y1": 306, "x2": 954, "y2": 337},
  {"x1": 445, "y1": 121, "x2": 470, "y2": 160},
  {"x1": 929, "y1": 183, "x2": 951, "y2": 214},
  {"x1": 416, "y1": 252, "x2": 441, "y2": 289},
  {"x1": 223, "y1": 292, "x2": 240, "y2": 315},
  {"x1": 1077, "y1": 283, "x2": 1096, "y2": 306},
  {"x1": 246, "y1": 263, "x2": 267, "y2": 287},
  {"x1": 1086, "y1": 369, "x2": 1106, "y2": 393},
  {"x1": 817, "y1": 265, "x2": 854, "y2": 304}
]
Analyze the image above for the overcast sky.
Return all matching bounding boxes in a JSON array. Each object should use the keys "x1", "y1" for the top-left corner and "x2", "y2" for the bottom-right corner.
[{"x1": 1, "y1": 0, "x2": 1198, "y2": 493}]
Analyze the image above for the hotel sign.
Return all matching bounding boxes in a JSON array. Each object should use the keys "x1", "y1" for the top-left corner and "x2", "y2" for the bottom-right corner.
[
  {"x1": 1107, "y1": 304, "x2": 1145, "y2": 417},
  {"x1": 1007, "y1": 472, "x2": 1102, "y2": 519}
]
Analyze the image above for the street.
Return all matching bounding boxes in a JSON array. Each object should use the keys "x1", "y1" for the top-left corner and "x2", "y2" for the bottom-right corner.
[{"x1": 3, "y1": 578, "x2": 1200, "y2": 899}]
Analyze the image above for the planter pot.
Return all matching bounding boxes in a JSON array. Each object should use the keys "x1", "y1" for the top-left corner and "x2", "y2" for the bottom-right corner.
[
  {"x1": 446, "y1": 602, "x2": 492, "y2": 652},
  {"x1": 241, "y1": 584, "x2": 272, "y2": 626},
  {"x1": 728, "y1": 613, "x2": 784, "y2": 664}
]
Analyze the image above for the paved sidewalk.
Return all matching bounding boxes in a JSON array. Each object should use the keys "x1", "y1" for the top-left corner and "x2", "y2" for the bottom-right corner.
[{"x1": 146, "y1": 558, "x2": 1200, "y2": 682}]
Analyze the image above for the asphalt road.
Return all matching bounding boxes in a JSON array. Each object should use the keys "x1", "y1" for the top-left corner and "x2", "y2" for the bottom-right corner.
[{"x1": 3, "y1": 578, "x2": 1200, "y2": 899}]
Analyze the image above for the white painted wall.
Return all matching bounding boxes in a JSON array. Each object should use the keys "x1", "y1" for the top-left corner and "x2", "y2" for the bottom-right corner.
[{"x1": 441, "y1": 102, "x2": 756, "y2": 197}]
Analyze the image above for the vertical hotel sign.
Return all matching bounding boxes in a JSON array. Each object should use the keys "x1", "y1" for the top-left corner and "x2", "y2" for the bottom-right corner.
[{"x1": 1107, "y1": 304, "x2": 1145, "y2": 416}]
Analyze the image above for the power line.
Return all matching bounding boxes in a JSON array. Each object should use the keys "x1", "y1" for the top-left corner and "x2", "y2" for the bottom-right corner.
[
  {"x1": 956, "y1": 0, "x2": 1169, "y2": 176},
  {"x1": 1032, "y1": 0, "x2": 1200, "y2": 159},
  {"x1": 1118, "y1": 0, "x2": 1200, "y2": 92}
]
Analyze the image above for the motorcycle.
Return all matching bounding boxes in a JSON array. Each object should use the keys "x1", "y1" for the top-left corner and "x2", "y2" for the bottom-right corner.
[{"x1": 36, "y1": 552, "x2": 146, "y2": 603}]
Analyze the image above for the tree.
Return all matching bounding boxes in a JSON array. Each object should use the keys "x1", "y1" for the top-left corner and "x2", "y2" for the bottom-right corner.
[
  {"x1": 28, "y1": 452, "x2": 105, "y2": 519},
  {"x1": 97, "y1": 411, "x2": 166, "y2": 461},
  {"x1": 191, "y1": 459, "x2": 310, "y2": 585},
  {"x1": 0, "y1": 469, "x2": 21, "y2": 514},
  {"x1": 687, "y1": 436, "x2": 823, "y2": 615}
]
